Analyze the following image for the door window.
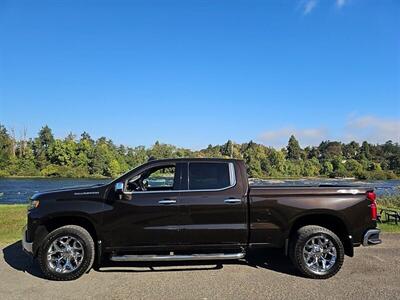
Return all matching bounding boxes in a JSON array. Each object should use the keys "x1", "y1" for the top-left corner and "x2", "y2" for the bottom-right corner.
[
  {"x1": 188, "y1": 162, "x2": 234, "y2": 190},
  {"x1": 127, "y1": 165, "x2": 177, "y2": 192}
]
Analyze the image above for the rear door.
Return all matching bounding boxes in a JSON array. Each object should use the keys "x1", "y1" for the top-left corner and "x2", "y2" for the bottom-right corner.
[{"x1": 179, "y1": 161, "x2": 248, "y2": 246}]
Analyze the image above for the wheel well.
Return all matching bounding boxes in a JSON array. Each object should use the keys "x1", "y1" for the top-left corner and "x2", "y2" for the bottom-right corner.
[
  {"x1": 289, "y1": 214, "x2": 353, "y2": 257},
  {"x1": 41, "y1": 216, "x2": 98, "y2": 243},
  {"x1": 33, "y1": 216, "x2": 100, "y2": 262}
]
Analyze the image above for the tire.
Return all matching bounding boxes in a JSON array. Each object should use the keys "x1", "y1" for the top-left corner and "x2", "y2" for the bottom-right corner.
[
  {"x1": 38, "y1": 225, "x2": 95, "y2": 281},
  {"x1": 289, "y1": 225, "x2": 344, "y2": 279}
]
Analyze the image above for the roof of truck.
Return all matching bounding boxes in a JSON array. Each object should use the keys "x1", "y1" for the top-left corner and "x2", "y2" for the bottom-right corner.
[{"x1": 147, "y1": 157, "x2": 244, "y2": 163}]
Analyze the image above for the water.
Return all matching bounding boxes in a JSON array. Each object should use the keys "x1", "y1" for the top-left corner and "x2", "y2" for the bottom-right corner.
[{"x1": 0, "y1": 178, "x2": 399, "y2": 204}]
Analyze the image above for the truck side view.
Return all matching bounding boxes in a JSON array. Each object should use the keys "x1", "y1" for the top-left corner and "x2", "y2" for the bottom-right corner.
[{"x1": 22, "y1": 158, "x2": 381, "y2": 280}]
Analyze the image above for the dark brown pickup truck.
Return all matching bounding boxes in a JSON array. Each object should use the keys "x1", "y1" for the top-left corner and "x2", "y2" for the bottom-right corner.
[{"x1": 22, "y1": 158, "x2": 381, "y2": 280}]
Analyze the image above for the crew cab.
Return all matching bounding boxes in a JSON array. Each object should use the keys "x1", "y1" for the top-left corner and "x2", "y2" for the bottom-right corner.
[{"x1": 22, "y1": 158, "x2": 381, "y2": 280}]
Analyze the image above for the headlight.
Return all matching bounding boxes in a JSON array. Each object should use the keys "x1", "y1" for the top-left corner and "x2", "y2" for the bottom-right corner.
[{"x1": 28, "y1": 200, "x2": 40, "y2": 210}]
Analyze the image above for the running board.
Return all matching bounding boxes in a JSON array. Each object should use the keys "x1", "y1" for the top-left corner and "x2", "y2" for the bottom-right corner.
[{"x1": 110, "y1": 252, "x2": 245, "y2": 262}]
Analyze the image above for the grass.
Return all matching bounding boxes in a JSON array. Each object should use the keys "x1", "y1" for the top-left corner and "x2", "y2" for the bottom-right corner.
[
  {"x1": 0, "y1": 204, "x2": 27, "y2": 245},
  {"x1": 0, "y1": 198, "x2": 400, "y2": 245},
  {"x1": 378, "y1": 222, "x2": 400, "y2": 233}
]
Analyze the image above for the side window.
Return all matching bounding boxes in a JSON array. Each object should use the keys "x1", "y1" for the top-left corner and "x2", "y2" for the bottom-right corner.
[
  {"x1": 188, "y1": 162, "x2": 233, "y2": 190},
  {"x1": 146, "y1": 166, "x2": 175, "y2": 189},
  {"x1": 127, "y1": 165, "x2": 177, "y2": 192}
]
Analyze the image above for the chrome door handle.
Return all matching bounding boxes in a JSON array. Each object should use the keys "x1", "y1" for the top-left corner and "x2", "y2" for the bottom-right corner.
[
  {"x1": 158, "y1": 199, "x2": 177, "y2": 205},
  {"x1": 224, "y1": 198, "x2": 241, "y2": 204}
]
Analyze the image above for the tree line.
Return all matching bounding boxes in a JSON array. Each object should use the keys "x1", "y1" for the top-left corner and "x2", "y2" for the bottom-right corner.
[{"x1": 0, "y1": 124, "x2": 399, "y2": 179}]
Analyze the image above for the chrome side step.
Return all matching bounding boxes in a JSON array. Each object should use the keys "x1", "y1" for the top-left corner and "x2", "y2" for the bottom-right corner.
[{"x1": 110, "y1": 252, "x2": 245, "y2": 262}]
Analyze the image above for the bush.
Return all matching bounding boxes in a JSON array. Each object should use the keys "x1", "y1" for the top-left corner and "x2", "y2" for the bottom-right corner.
[
  {"x1": 0, "y1": 169, "x2": 10, "y2": 177},
  {"x1": 40, "y1": 164, "x2": 62, "y2": 177}
]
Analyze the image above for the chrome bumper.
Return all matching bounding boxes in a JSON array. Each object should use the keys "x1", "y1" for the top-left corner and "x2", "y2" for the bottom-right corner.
[
  {"x1": 22, "y1": 226, "x2": 33, "y2": 254},
  {"x1": 362, "y1": 229, "x2": 382, "y2": 246}
]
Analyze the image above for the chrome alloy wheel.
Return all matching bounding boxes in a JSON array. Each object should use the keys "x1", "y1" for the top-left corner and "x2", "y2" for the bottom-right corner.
[
  {"x1": 302, "y1": 235, "x2": 337, "y2": 274},
  {"x1": 47, "y1": 236, "x2": 85, "y2": 274}
]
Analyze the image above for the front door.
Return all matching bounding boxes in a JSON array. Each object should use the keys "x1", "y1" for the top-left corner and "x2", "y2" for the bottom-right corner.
[{"x1": 102, "y1": 162, "x2": 184, "y2": 250}]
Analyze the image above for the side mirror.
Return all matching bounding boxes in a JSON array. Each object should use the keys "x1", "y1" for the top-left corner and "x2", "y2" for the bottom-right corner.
[{"x1": 115, "y1": 182, "x2": 124, "y2": 194}]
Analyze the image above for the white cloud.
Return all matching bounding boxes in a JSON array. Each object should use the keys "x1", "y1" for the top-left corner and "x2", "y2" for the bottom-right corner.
[
  {"x1": 299, "y1": 0, "x2": 347, "y2": 15},
  {"x1": 259, "y1": 127, "x2": 328, "y2": 148},
  {"x1": 344, "y1": 116, "x2": 400, "y2": 144},
  {"x1": 336, "y1": 0, "x2": 347, "y2": 8},
  {"x1": 303, "y1": 0, "x2": 318, "y2": 15},
  {"x1": 258, "y1": 115, "x2": 400, "y2": 148}
]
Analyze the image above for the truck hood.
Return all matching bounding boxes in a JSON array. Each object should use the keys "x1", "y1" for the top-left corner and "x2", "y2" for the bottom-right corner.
[{"x1": 31, "y1": 183, "x2": 109, "y2": 201}]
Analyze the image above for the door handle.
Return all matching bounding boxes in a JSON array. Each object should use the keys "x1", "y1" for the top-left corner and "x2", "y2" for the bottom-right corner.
[
  {"x1": 224, "y1": 198, "x2": 242, "y2": 204},
  {"x1": 158, "y1": 199, "x2": 177, "y2": 205}
]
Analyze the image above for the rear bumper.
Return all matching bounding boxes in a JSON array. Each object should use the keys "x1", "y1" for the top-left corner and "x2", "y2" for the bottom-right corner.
[
  {"x1": 362, "y1": 229, "x2": 381, "y2": 246},
  {"x1": 22, "y1": 226, "x2": 33, "y2": 255}
]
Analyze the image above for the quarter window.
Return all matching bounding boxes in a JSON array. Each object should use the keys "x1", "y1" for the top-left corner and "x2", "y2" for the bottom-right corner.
[{"x1": 188, "y1": 162, "x2": 233, "y2": 190}]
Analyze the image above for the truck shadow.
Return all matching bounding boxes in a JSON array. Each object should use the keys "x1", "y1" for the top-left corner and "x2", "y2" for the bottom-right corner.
[
  {"x1": 3, "y1": 241, "x2": 300, "y2": 279},
  {"x1": 2, "y1": 241, "x2": 45, "y2": 279}
]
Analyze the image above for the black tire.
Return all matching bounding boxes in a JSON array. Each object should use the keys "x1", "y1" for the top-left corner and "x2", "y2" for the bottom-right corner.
[
  {"x1": 38, "y1": 225, "x2": 95, "y2": 281},
  {"x1": 289, "y1": 225, "x2": 344, "y2": 279}
]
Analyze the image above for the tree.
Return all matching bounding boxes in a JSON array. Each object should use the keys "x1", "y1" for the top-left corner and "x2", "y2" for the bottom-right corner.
[
  {"x1": 323, "y1": 142, "x2": 343, "y2": 158},
  {"x1": 302, "y1": 158, "x2": 321, "y2": 177},
  {"x1": 359, "y1": 141, "x2": 372, "y2": 160},
  {"x1": 49, "y1": 139, "x2": 76, "y2": 166},
  {"x1": 38, "y1": 125, "x2": 55, "y2": 150},
  {"x1": 91, "y1": 138, "x2": 112, "y2": 176},
  {"x1": 76, "y1": 132, "x2": 95, "y2": 173},
  {"x1": 267, "y1": 149, "x2": 286, "y2": 175},
  {"x1": 343, "y1": 141, "x2": 360, "y2": 159},
  {"x1": 32, "y1": 125, "x2": 55, "y2": 170},
  {"x1": 321, "y1": 160, "x2": 334, "y2": 176},
  {"x1": 148, "y1": 141, "x2": 176, "y2": 159},
  {"x1": 0, "y1": 125, "x2": 13, "y2": 172},
  {"x1": 331, "y1": 158, "x2": 348, "y2": 178},
  {"x1": 126, "y1": 146, "x2": 148, "y2": 168},
  {"x1": 345, "y1": 159, "x2": 363, "y2": 174},
  {"x1": 242, "y1": 141, "x2": 266, "y2": 178},
  {"x1": 287, "y1": 135, "x2": 302, "y2": 160}
]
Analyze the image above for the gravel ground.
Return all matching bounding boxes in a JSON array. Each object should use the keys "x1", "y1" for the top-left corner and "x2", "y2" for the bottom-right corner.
[{"x1": 1, "y1": 233, "x2": 399, "y2": 300}]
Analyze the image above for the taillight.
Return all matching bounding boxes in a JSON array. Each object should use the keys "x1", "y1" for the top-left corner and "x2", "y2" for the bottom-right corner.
[{"x1": 367, "y1": 191, "x2": 377, "y2": 220}]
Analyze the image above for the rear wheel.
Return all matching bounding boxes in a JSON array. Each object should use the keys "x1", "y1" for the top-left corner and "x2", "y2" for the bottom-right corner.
[
  {"x1": 289, "y1": 225, "x2": 344, "y2": 279},
  {"x1": 38, "y1": 225, "x2": 95, "y2": 281}
]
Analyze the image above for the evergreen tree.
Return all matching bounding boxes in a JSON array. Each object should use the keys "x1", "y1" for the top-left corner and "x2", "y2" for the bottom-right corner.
[{"x1": 287, "y1": 135, "x2": 302, "y2": 160}]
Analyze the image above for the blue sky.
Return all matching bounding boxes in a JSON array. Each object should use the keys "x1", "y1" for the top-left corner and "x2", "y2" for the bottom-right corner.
[{"x1": 0, "y1": 0, "x2": 399, "y2": 149}]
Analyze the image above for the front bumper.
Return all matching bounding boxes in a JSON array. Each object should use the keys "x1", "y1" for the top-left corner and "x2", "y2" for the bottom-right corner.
[
  {"x1": 362, "y1": 229, "x2": 381, "y2": 246},
  {"x1": 22, "y1": 226, "x2": 33, "y2": 254}
]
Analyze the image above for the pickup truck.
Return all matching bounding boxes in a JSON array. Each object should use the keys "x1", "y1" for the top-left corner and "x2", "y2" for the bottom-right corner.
[{"x1": 22, "y1": 158, "x2": 381, "y2": 280}]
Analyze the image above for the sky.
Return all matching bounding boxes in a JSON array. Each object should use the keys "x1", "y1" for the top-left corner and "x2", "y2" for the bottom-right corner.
[{"x1": 0, "y1": 0, "x2": 399, "y2": 149}]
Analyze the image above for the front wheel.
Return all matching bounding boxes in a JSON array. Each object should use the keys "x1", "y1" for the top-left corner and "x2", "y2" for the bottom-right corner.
[
  {"x1": 38, "y1": 225, "x2": 95, "y2": 281},
  {"x1": 289, "y1": 225, "x2": 344, "y2": 279}
]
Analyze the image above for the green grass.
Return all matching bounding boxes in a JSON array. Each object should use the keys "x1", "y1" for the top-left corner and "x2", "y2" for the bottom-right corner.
[
  {"x1": 0, "y1": 205, "x2": 27, "y2": 245},
  {"x1": 0, "y1": 200, "x2": 400, "y2": 246},
  {"x1": 378, "y1": 222, "x2": 400, "y2": 233}
]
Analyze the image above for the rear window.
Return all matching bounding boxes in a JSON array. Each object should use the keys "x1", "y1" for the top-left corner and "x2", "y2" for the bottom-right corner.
[{"x1": 189, "y1": 162, "x2": 232, "y2": 190}]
